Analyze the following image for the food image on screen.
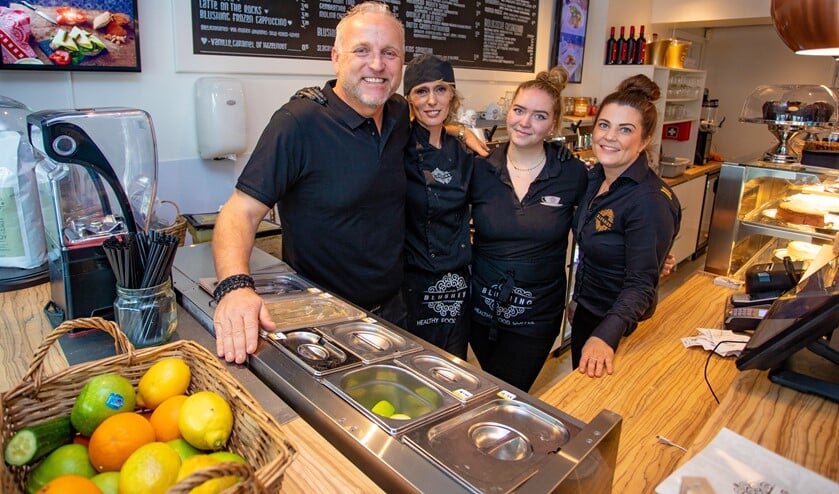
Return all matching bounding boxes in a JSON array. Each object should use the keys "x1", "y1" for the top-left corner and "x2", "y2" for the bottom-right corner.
[{"x1": 0, "y1": 1, "x2": 140, "y2": 71}]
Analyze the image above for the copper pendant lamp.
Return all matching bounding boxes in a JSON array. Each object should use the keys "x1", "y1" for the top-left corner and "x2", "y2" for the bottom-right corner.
[{"x1": 771, "y1": 0, "x2": 839, "y2": 56}]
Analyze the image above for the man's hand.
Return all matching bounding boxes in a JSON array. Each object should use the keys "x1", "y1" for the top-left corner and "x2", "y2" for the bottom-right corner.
[
  {"x1": 660, "y1": 253, "x2": 676, "y2": 278},
  {"x1": 578, "y1": 336, "x2": 615, "y2": 378},
  {"x1": 291, "y1": 86, "x2": 326, "y2": 105},
  {"x1": 446, "y1": 124, "x2": 490, "y2": 157},
  {"x1": 213, "y1": 287, "x2": 276, "y2": 364}
]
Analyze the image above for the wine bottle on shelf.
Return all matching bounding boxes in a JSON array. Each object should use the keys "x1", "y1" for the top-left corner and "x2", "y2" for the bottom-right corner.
[
  {"x1": 605, "y1": 26, "x2": 617, "y2": 65},
  {"x1": 616, "y1": 26, "x2": 628, "y2": 64},
  {"x1": 635, "y1": 25, "x2": 647, "y2": 64},
  {"x1": 626, "y1": 25, "x2": 637, "y2": 64}
]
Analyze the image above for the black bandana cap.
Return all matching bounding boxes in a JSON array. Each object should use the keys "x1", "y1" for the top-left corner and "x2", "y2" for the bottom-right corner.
[{"x1": 403, "y1": 54, "x2": 456, "y2": 96}]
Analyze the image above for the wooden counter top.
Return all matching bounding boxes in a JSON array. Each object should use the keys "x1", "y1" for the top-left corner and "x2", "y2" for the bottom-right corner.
[
  {"x1": 538, "y1": 271, "x2": 839, "y2": 492},
  {"x1": 661, "y1": 160, "x2": 721, "y2": 187},
  {"x1": 0, "y1": 283, "x2": 381, "y2": 494},
  {"x1": 538, "y1": 272, "x2": 739, "y2": 492}
]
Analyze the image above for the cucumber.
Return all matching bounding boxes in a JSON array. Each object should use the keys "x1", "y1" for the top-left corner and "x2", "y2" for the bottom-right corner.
[{"x1": 4, "y1": 416, "x2": 74, "y2": 466}]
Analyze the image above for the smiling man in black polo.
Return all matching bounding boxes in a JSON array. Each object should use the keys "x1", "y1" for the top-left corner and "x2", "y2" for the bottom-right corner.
[{"x1": 211, "y1": 2, "x2": 409, "y2": 364}]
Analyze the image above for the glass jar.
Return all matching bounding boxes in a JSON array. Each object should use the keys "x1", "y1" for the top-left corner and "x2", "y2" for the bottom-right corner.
[
  {"x1": 574, "y1": 97, "x2": 590, "y2": 117},
  {"x1": 114, "y1": 279, "x2": 178, "y2": 348}
]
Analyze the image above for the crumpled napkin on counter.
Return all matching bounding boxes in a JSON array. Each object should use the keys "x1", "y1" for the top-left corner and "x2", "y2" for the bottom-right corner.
[{"x1": 681, "y1": 328, "x2": 751, "y2": 357}]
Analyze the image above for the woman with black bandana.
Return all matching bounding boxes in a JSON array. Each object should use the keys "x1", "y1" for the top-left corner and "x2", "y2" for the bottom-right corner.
[
  {"x1": 468, "y1": 67, "x2": 587, "y2": 391},
  {"x1": 400, "y1": 55, "x2": 473, "y2": 360}
]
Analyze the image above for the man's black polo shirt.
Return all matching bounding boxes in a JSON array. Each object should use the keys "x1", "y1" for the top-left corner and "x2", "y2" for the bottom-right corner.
[{"x1": 236, "y1": 81, "x2": 410, "y2": 309}]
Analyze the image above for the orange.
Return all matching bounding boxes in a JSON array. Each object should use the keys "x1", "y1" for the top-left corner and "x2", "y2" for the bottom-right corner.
[
  {"x1": 149, "y1": 394, "x2": 188, "y2": 441},
  {"x1": 36, "y1": 474, "x2": 102, "y2": 493},
  {"x1": 88, "y1": 412, "x2": 155, "y2": 472}
]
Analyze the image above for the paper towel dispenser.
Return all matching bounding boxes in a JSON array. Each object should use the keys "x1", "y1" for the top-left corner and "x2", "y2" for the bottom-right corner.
[{"x1": 195, "y1": 77, "x2": 246, "y2": 160}]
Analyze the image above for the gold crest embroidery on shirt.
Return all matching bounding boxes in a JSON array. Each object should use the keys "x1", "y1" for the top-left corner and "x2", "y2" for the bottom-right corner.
[
  {"x1": 595, "y1": 209, "x2": 614, "y2": 231},
  {"x1": 660, "y1": 186, "x2": 673, "y2": 200}
]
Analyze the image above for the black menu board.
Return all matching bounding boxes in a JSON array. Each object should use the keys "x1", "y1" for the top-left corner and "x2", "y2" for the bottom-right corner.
[{"x1": 191, "y1": 0, "x2": 538, "y2": 72}]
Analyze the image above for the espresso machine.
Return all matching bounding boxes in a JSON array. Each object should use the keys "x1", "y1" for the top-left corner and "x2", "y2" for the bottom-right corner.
[
  {"x1": 695, "y1": 93, "x2": 720, "y2": 165},
  {"x1": 29, "y1": 108, "x2": 157, "y2": 325}
]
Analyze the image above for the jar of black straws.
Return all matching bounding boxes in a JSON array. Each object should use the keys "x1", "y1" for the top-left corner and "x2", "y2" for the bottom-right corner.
[{"x1": 104, "y1": 231, "x2": 180, "y2": 347}]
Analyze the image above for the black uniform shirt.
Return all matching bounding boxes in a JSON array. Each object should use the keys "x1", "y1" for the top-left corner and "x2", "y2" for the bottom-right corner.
[
  {"x1": 470, "y1": 142, "x2": 588, "y2": 334},
  {"x1": 573, "y1": 153, "x2": 682, "y2": 349},
  {"x1": 471, "y1": 142, "x2": 587, "y2": 261},
  {"x1": 404, "y1": 123, "x2": 473, "y2": 274},
  {"x1": 236, "y1": 80, "x2": 410, "y2": 309}
]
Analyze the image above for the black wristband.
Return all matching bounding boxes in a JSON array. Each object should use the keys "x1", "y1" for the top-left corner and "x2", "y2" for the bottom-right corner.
[{"x1": 213, "y1": 274, "x2": 256, "y2": 302}]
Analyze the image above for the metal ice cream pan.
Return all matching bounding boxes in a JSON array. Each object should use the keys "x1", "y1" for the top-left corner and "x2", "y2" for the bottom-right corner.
[
  {"x1": 260, "y1": 328, "x2": 361, "y2": 377},
  {"x1": 394, "y1": 352, "x2": 497, "y2": 402},
  {"x1": 251, "y1": 272, "x2": 314, "y2": 296},
  {"x1": 403, "y1": 398, "x2": 572, "y2": 493},
  {"x1": 319, "y1": 320, "x2": 422, "y2": 363},
  {"x1": 324, "y1": 364, "x2": 461, "y2": 435}
]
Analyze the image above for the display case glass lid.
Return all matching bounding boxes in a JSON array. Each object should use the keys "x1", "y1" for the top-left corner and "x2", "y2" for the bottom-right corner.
[{"x1": 740, "y1": 84, "x2": 838, "y2": 126}]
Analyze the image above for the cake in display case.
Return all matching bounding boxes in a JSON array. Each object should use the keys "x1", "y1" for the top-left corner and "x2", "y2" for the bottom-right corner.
[
  {"x1": 705, "y1": 161, "x2": 839, "y2": 279},
  {"x1": 739, "y1": 85, "x2": 838, "y2": 164}
]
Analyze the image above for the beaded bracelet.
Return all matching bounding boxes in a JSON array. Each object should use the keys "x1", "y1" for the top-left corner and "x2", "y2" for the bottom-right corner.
[{"x1": 213, "y1": 274, "x2": 256, "y2": 302}]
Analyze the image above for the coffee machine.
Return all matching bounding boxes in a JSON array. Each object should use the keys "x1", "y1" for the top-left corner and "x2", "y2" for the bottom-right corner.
[
  {"x1": 695, "y1": 93, "x2": 719, "y2": 165},
  {"x1": 29, "y1": 108, "x2": 157, "y2": 325}
]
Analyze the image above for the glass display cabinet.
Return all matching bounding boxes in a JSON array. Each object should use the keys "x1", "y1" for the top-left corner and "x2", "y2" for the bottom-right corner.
[{"x1": 705, "y1": 161, "x2": 839, "y2": 279}]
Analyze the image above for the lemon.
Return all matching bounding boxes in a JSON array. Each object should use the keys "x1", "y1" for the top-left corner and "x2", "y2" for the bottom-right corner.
[
  {"x1": 209, "y1": 451, "x2": 247, "y2": 465},
  {"x1": 90, "y1": 471, "x2": 119, "y2": 494},
  {"x1": 137, "y1": 358, "x2": 191, "y2": 409},
  {"x1": 119, "y1": 442, "x2": 181, "y2": 494},
  {"x1": 370, "y1": 399, "x2": 395, "y2": 418},
  {"x1": 176, "y1": 454, "x2": 238, "y2": 494},
  {"x1": 167, "y1": 438, "x2": 202, "y2": 461},
  {"x1": 25, "y1": 444, "x2": 96, "y2": 494},
  {"x1": 390, "y1": 413, "x2": 412, "y2": 420},
  {"x1": 71, "y1": 374, "x2": 136, "y2": 436},
  {"x1": 178, "y1": 391, "x2": 233, "y2": 451}
]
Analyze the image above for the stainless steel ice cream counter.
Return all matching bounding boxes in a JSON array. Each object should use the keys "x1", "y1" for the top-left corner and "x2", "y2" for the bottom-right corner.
[{"x1": 173, "y1": 244, "x2": 621, "y2": 493}]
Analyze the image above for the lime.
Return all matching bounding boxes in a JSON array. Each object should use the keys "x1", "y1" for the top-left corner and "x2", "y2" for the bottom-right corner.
[
  {"x1": 119, "y1": 442, "x2": 181, "y2": 494},
  {"x1": 176, "y1": 454, "x2": 238, "y2": 494},
  {"x1": 370, "y1": 399, "x2": 395, "y2": 418},
  {"x1": 390, "y1": 413, "x2": 412, "y2": 420},
  {"x1": 90, "y1": 471, "x2": 120, "y2": 494},
  {"x1": 178, "y1": 392, "x2": 233, "y2": 451},
  {"x1": 25, "y1": 444, "x2": 96, "y2": 493},
  {"x1": 137, "y1": 358, "x2": 191, "y2": 409},
  {"x1": 167, "y1": 438, "x2": 202, "y2": 461},
  {"x1": 71, "y1": 374, "x2": 136, "y2": 436}
]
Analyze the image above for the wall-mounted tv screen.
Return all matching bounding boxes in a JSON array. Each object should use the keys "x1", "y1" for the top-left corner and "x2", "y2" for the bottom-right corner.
[{"x1": 0, "y1": 1, "x2": 140, "y2": 72}]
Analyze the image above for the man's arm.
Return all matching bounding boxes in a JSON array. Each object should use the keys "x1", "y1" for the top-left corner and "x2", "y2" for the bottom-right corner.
[{"x1": 212, "y1": 190, "x2": 276, "y2": 363}]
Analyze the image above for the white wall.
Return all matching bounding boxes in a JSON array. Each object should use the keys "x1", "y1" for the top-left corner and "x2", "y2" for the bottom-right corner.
[
  {"x1": 651, "y1": 0, "x2": 770, "y2": 27},
  {"x1": 703, "y1": 25, "x2": 838, "y2": 162}
]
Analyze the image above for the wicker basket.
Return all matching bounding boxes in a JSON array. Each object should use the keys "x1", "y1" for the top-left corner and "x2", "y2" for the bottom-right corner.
[
  {"x1": 157, "y1": 199, "x2": 188, "y2": 247},
  {"x1": 0, "y1": 317, "x2": 296, "y2": 494}
]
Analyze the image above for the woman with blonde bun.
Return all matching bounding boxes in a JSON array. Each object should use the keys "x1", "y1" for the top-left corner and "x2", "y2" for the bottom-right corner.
[{"x1": 468, "y1": 66, "x2": 586, "y2": 391}]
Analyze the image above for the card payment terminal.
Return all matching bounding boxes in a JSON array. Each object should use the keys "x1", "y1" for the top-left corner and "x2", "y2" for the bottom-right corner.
[{"x1": 724, "y1": 304, "x2": 772, "y2": 332}]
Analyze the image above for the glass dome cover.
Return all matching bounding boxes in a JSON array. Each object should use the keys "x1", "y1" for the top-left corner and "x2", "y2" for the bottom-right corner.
[{"x1": 740, "y1": 84, "x2": 838, "y2": 126}]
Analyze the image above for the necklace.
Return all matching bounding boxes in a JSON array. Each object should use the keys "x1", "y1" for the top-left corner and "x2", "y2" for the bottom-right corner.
[{"x1": 508, "y1": 152, "x2": 546, "y2": 172}]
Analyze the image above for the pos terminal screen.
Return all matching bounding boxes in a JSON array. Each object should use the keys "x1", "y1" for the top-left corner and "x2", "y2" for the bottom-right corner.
[{"x1": 737, "y1": 254, "x2": 839, "y2": 371}]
